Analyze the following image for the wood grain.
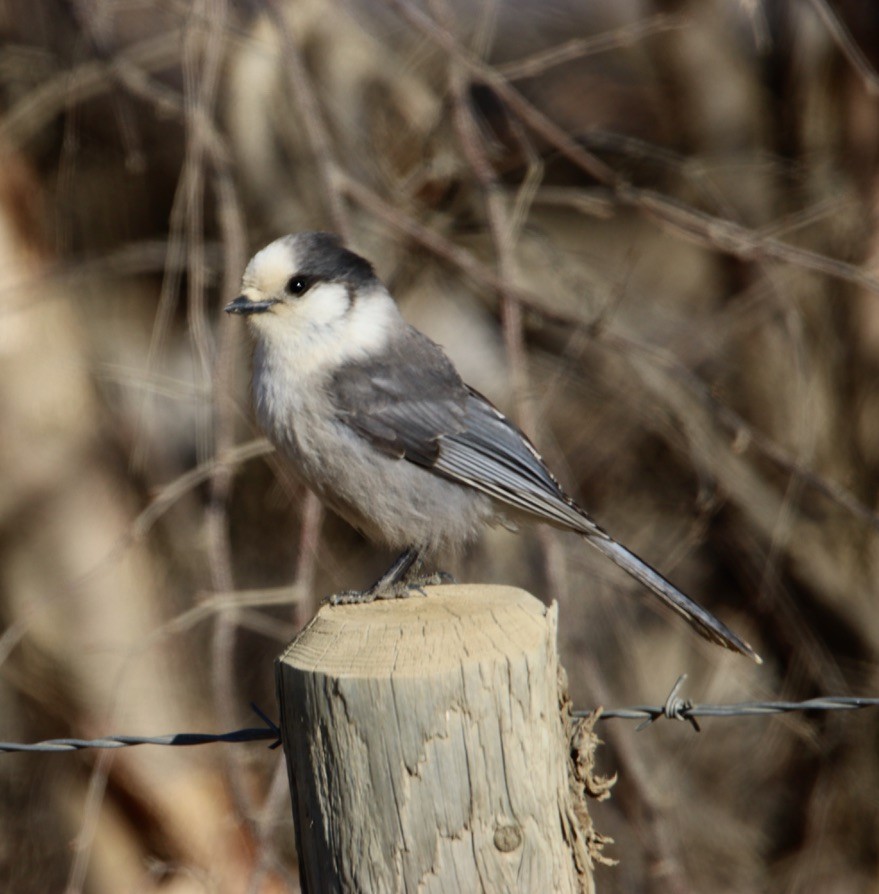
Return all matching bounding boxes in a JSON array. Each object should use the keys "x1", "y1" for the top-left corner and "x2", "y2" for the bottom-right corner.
[{"x1": 276, "y1": 584, "x2": 594, "y2": 893}]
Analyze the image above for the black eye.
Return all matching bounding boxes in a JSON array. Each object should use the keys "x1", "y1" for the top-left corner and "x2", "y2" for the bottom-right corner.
[{"x1": 286, "y1": 275, "x2": 313, "y2": 296}]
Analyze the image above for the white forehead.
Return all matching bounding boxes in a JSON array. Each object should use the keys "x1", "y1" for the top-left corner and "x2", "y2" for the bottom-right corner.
[{"x1": 242, "y1": 237, "x2": 297, "y2": 294}]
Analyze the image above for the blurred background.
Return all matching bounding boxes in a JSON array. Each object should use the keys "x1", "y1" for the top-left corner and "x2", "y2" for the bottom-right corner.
[{"x1": 1, "y1": 0, "x2": 878, "y2": 891}]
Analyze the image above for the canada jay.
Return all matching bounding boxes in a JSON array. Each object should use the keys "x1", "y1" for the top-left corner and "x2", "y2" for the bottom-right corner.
[{"x1": 226, "y1": 232, "x2": 759, "y2": 662}]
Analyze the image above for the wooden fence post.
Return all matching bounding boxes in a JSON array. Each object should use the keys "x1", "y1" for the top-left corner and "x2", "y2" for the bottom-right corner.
[{"x1": 275, "y1": 583, "x2": 606, "y2": 893}]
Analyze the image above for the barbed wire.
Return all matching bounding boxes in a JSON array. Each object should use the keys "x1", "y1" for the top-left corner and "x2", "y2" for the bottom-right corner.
[
  {"x1": 575, "y1": 674, "x2": 879, "y2": 732},
  {"x1": 0, "y1": 704, "x2": 281, "y2": 754},
  {"x1": 1, "y1": 681, "x2": 876, "y2": 753},
  {"x1": 0, "y1": 727, "x2": 279, "y2": 754}
]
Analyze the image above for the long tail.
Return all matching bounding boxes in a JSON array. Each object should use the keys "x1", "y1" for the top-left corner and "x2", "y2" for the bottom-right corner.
[{"x1": 584, "y1": 534, "x2": 762, "y2": 664}]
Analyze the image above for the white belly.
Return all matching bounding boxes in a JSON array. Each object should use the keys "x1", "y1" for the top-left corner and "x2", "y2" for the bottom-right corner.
[{"x1": 252, "y1": 353, "x2": 495, "y2": 556}]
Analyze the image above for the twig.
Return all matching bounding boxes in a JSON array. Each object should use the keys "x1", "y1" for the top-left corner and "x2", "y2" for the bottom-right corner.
[
  {"x1": 265, "y1": 0, "x2": 364, "y2": 616},
  {"x1": 498, "y1": 14, "x2": 685, "y2": 81},
  {"x1": 0, "y1": 33, "x2": 183, "y2": 149},
  {"x1": 809, "y1": 0, "x2": 879, "y2": 96},
  {"x1": 382, "y1": 0, "x2": 879, "y2": 296}
]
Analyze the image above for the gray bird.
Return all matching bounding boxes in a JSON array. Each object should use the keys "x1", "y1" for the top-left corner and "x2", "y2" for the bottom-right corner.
[{"x1": 226, "y1": 232, "x2": 760, "y2": 662}]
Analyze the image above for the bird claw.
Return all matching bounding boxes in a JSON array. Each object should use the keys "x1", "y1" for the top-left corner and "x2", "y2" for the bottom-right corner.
[
  {"x1": 327, "y1": 588, "x2": 377, "y2": 606},
  {"x1": 385, "y1": 569, "x2": 455, "y2": 596},
  {"x1": 330, "y1": 573, "x2": 452, "y2": 604}
]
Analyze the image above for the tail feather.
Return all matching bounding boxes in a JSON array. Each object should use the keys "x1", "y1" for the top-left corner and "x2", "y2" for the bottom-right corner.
[{"x1": 585, "y1": 534, "x2": 762, "y2": 664}]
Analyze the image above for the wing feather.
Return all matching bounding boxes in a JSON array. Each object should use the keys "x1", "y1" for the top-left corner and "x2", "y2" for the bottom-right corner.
[{"x1": 330, "y1": 326, "x2": 596, "y2": 533}]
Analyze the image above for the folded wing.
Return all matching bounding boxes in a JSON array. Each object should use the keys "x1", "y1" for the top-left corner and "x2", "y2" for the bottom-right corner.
[{"x1": 330, "y1": 325, "x2": 759, "y2": 661}]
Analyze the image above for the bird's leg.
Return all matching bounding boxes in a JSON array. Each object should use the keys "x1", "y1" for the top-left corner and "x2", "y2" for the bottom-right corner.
[
  {"x1": 392, "y1": 553, "x2": 455, "y2": 599},
  {"x1": 330, "y1": 547, "x2": 423, "y2": 605}
]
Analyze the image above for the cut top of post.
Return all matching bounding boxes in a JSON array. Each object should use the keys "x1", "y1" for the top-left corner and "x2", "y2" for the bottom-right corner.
[{"x1": 280, "y1": 584, "x2": 553, "y2": 678}]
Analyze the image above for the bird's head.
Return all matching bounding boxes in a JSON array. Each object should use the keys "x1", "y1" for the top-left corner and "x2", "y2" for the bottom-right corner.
[{"x1": 226, "y1": 232, "x2": 399, "y2": 367}]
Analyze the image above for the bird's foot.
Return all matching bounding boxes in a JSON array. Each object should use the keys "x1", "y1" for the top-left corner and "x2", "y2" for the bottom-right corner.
[
  {"x1": 326, "y1": 549, "x2": 453, "y2": 606},
  {"x1": 413, "y1": 569, "x2": 456, "y2": 586},
  {"x1": 328, "y1": 569, "x2": 455, "y2": 606},
  {"x1": 329, "y1": 579, "x2": 429, "y2": 605},
  {"x1": 374, "y1": 568, "x2": 456, "y2": 598}
]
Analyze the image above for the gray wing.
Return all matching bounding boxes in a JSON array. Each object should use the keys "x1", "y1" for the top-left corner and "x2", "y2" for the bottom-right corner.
[
  {"x1": 331, "y1": 326, "x2": 761, "y2": 662},
  {"x1": 330, "y1": 326, "x2": 599, "y2": 534}
]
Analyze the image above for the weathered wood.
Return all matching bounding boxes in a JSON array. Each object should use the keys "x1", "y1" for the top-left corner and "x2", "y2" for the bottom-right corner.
[{"x1": 276, "y1": 584, "x2": 600, "y2": 893}]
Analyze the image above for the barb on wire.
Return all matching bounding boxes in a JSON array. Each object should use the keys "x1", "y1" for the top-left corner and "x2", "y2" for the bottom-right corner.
[
  {"x1": 581, "y1": 674, "x2": 879, "y2": 731},
  {"x1": 0, "y1": 703, "x2": 281, "y2": 754}
]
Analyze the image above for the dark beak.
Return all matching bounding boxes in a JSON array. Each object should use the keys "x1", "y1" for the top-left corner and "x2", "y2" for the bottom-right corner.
[{"x1": 225, "y1": 295, "x2": 277, "y2": 315}]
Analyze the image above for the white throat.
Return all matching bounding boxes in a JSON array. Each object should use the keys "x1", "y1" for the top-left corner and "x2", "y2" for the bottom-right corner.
[{"x1": 253, "y1": 283, "x2": 400, "y2": 383}]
